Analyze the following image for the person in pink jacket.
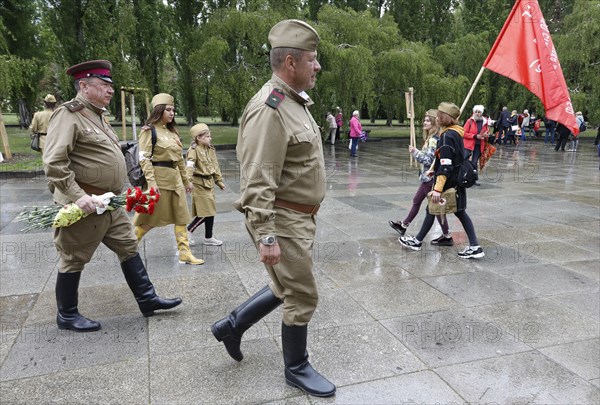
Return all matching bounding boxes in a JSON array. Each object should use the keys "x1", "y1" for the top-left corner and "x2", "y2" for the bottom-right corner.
[
  {"x1": 349, "y1": 110, "x2": 362, "y2": 157},
  {"x1": 463, "y1": 105, "x2": 488, "y2": 185}
]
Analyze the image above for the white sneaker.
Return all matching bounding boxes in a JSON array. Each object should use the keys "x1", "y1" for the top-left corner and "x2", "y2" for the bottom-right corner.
[
  {"x1": 398, "y1": 235, "x2": 422, "y2": 251},
  {"x1": 458, "y1": 246, "x2": 485, "y2": 259},
  {"x1": 204, "y1": 237, "x2": 223, "y2": 246},
  {"x1": 188, "y1": 232, "x2": 196, "y2": 246}
]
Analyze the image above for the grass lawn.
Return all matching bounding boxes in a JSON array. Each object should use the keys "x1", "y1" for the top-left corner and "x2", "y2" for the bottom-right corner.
[
  {"x1": 1, "y1": 113, "x2": 411, "y2": 172},
  {"x1": 5, "y1": 113, "x2": 592, "y2": 173}
]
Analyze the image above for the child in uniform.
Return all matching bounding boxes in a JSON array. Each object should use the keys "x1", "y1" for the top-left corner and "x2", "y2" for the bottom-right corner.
[{"x1": 186, "y1": 124, "x2": 226, "y2": 245}]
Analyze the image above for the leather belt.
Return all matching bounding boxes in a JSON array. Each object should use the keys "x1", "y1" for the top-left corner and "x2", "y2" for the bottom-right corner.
[
  {"x1": 193, "y1": 173, "x2": 213, "y2": 179},
  {"x1": 77, "y1": 181, "x2": 109, "y2": 195},
  {"x1": 152, "y1": 161, "x2": 174, "y2": 168},
  {"x1": 274, "y1": 198, "x2": 320, "y2": 215}
]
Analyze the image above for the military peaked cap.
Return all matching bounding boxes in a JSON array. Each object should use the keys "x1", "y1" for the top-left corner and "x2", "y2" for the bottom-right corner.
[{"x1": 66, "y1": 60, "x2": 113, "y2": 83}]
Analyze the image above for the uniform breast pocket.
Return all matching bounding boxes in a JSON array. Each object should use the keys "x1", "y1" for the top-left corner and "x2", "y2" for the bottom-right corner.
[
  {"x1": 79, "y1": 128, "x2": 106, "y2": 144},
  {"x1": 291, "y1": 130, "x2": 318, "y2": 146},
  {"x1": 156, "y1": 137, "x2": 180, "y2": 154}
]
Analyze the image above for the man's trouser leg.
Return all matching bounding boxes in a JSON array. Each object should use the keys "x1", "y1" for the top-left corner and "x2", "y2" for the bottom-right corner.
[{"x1": 54, "y1": 213, "x2": 109, "y2": 332}]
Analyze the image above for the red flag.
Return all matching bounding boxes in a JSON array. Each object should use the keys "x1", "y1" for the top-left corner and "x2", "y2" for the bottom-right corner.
[{"x1": 483, "y1": 0, "x2": 579, "y2": 134}]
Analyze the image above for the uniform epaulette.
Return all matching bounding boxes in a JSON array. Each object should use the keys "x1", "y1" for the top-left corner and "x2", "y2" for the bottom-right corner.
[
  {"x1": 265, "y1": 88, "x2": 285, "y2": 109},
  {"x1": 190, "y1": 143, "x2": 197, "y2": 149},
  {"x1": 64, "y1": 100, "x2": 84, "y2": 112}
]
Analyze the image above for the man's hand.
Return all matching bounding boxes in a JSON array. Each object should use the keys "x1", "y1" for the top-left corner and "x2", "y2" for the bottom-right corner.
[
  {"x1": 75, "y1": 195, "x2": 99, "y2": 214},
  {"x1": 259, "y1": 242, "x2": 281, "y2": 266},
  {"x1": 185, "y1": 182, "x2": 193, "y2": 193}
]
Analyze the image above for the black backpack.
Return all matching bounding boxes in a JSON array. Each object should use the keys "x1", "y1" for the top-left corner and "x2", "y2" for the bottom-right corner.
[
  {"x1": 121, "y1": 126, "x2": 157, "y2": 187},
  {"x1": 438, "y1": 129, "x2": 479, "y2": 188},
  {"x1": 455, "y1": 157, "x2": 479, "y2": 188}
]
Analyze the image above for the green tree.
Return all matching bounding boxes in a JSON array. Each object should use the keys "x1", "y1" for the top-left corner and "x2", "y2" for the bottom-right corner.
[
  {"x1": 168, "y1": 0, "x2": 205, "y2": 125},
  {"x1": 315, "y1": 5, "x2": 380, "y2": 122},
  {"x1": 554, "y1": 0, "x2": 600, "y2": 124},
  {"x1": 43, "y1": 0, "x2": 139, "y2": 121},
  {"x1": 191, "y1": 9, "x2": 279, "y2": 125},
  {"x1": 1, "y1": 0, "x2": 45, "y2": 127},
  {"x1": 384, "y1": 0, "x2": 457, "y2": 46},
  {"x1": 132, "y1": 0, "x2": 170, "y2": 95}
]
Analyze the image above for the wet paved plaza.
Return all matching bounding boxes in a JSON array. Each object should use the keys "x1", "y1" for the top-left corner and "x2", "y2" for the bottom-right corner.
[{"x1": 1, "y1": 138, "x2": 599, "y2": 404}]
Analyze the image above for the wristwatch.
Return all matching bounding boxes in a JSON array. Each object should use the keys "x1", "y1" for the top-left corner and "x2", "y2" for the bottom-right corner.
[{"x1": 260, "y1": 235, "x2": 277, "y2": 246}]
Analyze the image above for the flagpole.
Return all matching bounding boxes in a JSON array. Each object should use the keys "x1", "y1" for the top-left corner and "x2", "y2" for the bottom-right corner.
[{"x1": 459, "y1": 66, "x2": 486, "y2": 116}]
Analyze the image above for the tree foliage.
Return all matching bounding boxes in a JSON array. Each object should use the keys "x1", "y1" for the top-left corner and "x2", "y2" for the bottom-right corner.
[{"x1": 0, "y1": 0, "x2": 595, "y2": 129}]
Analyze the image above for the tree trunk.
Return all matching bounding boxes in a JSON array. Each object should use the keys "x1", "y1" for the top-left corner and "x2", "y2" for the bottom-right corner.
[{"x1": 18, "y1": 98, "x2": 31, "y2": 129}]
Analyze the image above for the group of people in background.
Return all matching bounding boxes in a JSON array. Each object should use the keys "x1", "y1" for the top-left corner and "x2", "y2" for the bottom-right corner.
[
  {"x1": 324, "y1": 106, "x2": 344, "y2": 145},
  {"x1": 494, "y1": 106, "x2": 534, "y2": 145},
  {"x1": 324, "y1": 107, "x2": 366, "y2": 158},
  {"x1": 490, "y1": 106, "x2": 587, "y2": 153}
]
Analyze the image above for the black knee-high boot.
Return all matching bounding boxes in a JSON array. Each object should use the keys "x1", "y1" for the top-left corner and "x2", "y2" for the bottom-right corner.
[
  {"x1": 282, "y1": 323, "x2": 336, "y2": 397},
  {"x1": 121, "y1": 253, "x2": 182, "y2": 316},
  {"x1": 56, "y1": 272, "x2": 101, "y2": 332},
  {"x1": 211, "y1": 285, "x2": 282, "y2": 361}
]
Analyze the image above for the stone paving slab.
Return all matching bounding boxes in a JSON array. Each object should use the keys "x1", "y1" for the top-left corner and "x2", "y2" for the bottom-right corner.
[
  {"x1": 436, "y1": 351, "x2": 599, "y2": 404},
  {"x1": 1, "y1": 139, "x2": 599, "y2": 403}
]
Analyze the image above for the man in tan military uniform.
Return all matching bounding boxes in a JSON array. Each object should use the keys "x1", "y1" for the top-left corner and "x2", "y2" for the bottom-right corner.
[
  {"x1": 211, "y1": 20, "x2": 335, "y2": 397},
  {"x1": 43, "y1": 60, "x2": 182, "y2": 333},
  {"x1": 29, "y1": 94, "x2": 56, "y2": 155}
]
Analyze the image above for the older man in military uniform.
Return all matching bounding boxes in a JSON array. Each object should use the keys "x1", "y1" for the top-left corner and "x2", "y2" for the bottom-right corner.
[
  {"x1": 43, "y1": 60, "x2": 182, "y2": 332},
  {"x1": 210, "y1": 20, "x2": 335, "y2": 397},
  {"x1": 29, "y1": 94, "x2": 57, "y2": 155}
]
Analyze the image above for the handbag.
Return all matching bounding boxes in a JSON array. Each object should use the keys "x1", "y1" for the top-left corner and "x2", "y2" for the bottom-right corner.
[
  {"x1": 511, "y1": 125, "x2": 519, "y2": 132},
  {"x1": 30, "y1": 133, "x2": 41, "y2": 152},
  {"x1": 427, "y1": 187, "x2": 458, "y2": 215}
]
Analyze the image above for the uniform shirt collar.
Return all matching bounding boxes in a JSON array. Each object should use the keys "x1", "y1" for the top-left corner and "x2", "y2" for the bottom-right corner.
[
  {"x1": 271, "y1": 74, "x2": 314, "y2": 106},
  {"x1": 76, "y1": 93, "x2": 107, "y2": 115}
]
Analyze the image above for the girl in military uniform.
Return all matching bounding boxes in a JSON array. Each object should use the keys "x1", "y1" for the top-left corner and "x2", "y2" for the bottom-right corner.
[
  {"x1": 133, "y1": 93, "x2": 204, "y2": 265},
  {"x1": 185, "y1": 123, "x2": 226, "y2": 246}
]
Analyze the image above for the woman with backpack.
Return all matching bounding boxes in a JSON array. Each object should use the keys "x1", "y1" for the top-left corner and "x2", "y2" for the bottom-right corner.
[
  {"x1": 133, "y1": 93, "x2": 204, "y2": 265},
  {"x1": 398, "y1": 102, "x2": 484, "y2": 259}
]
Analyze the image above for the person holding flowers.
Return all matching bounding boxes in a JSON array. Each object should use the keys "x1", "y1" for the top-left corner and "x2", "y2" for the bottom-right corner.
[
  {"x1": 132, "y1": 93, "x2": 204, "y2": 265},
  {"x1": 185, "y1": 123, "x2": 226, "y2": 246},
  {"x1": 42, "y1": 59, "x2": 182, "y2": 333}
]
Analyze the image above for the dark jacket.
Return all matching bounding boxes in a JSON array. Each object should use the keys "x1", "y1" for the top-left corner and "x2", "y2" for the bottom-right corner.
[
  {"x1": 556, "y1": 123, "x2": 571, "y2": 139},
  {"x1": 499, "y1": 110, "x2": 511, "y2": 127},
  {"x1": 433, "y1": 127, "x2": 467, "y2": 211}
]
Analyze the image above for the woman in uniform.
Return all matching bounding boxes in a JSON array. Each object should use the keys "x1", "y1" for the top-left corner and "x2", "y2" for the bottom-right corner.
[
  {"x1": 133, "y1": 93, "x2": 204, "y2": 265},
  {"x1": 186, "y1": 123, "x2": 226, "y2": 246}
]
